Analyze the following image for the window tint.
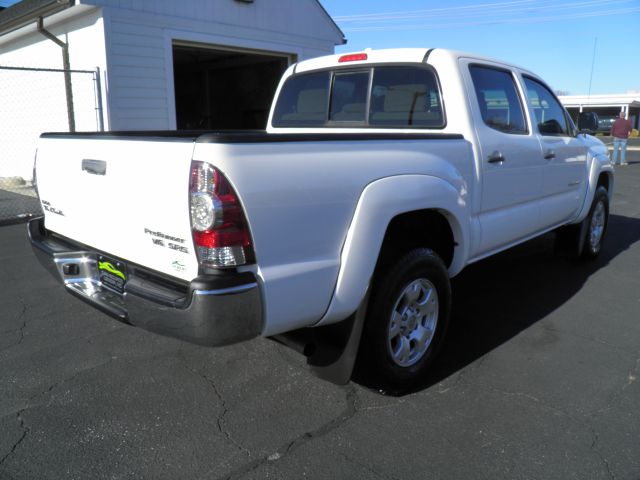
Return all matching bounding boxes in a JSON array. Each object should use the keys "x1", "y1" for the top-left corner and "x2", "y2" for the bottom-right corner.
[
  {"x1": 369, "y1": 67, "x2": 444, "y2": 128},
  {"x1": 271, "y1": 71, "x2": 330, "y2": 127},
  {"x1": 469, "y1": 65, "x2": 527, "y2": 134},
  {"x1": 271, "y1": 66, "x2": 444, "y2": 128},
  {"x1": 523, "y1": 76, "x2": 569, "y2": 136},
  {"x1": 329, "y1": 71, "x2": 369, "y2": 122}
]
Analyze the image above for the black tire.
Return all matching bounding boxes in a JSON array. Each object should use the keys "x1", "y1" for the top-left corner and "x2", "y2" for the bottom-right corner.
[
  {"x1": 580, "y1": 186, "x2": 609, "y2": 259},
  {"x1": 555, "y1": 186, "x2": 609, "y2": 260},
  {"x1": 356, "y1": 248, "x2": 451, "y2": 390}
]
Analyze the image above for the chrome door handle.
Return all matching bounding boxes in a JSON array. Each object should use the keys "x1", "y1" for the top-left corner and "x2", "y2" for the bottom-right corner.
[
  {"x1": 544, "y1": 150, "x2": 556, "y2": 160},
  {"x1": 488, "y1": 151, "x2": 505, "y2": 163},
  {"x1": 82, "y1": 159, "x2": 107, "y2": 175}
]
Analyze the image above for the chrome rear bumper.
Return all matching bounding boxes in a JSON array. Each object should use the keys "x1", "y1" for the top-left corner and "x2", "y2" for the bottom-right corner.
[{"x1": 28, "y1": 217, "x2": 263, "y2": 346}]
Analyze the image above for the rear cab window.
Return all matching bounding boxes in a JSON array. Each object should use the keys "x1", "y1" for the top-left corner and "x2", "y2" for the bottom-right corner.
[
  {"x1": 329, "y1": 71, "x2": 369, "y2": 122},
  {"x1": 270, "y1": 71, "x2": 330, "y2": 126},
  {"x1": 271, "y1": 65, "x2": 445, "y2": 129}
]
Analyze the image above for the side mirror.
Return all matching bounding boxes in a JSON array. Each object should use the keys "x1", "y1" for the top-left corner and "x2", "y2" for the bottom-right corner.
[{"x1": 577, "y1": 112, "x2": 598, "y2": 134}]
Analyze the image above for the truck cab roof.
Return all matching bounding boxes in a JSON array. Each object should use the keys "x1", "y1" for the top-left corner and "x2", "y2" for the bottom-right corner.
[{"x1": 292, "y1": 47, "x2": 531, "y2": 77}]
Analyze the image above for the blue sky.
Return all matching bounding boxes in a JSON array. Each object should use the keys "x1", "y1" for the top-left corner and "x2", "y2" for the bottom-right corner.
[
  {"x1": 2, "y1": 0, "x2": 637, "y2": 95},
  {"x1": 320, "y1": 0, "x2": 640, "y2": 96}
]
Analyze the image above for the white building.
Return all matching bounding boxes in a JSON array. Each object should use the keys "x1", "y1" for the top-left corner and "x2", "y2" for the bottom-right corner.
[
  {"x1": 559, "y1": 92, "x2": 640, "y2": 134},
  {"x1": 0, "y1": 0, "x2": 344, "y2": 179}
]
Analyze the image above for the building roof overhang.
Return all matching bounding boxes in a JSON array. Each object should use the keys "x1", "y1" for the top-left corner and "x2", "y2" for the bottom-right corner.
[
  {"x1": 0, "y1": 0, "x2": 75, "y2": 37},
  {"x1": 313, "y1": 0, "x2": 346, "y2": 45},
  {"x1": 559, "y1": 92, "x2": 640, "y2": 109}
]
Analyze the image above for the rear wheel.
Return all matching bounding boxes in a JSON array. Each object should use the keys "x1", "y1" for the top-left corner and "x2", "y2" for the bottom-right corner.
[{"x1": 356, "y1": 248, "x2": 451, "y2": 390}]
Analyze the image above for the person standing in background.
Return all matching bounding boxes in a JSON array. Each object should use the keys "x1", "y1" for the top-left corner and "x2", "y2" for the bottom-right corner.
[{"x1": 611, "y1": 111, "x2": 633, "y2": 165}]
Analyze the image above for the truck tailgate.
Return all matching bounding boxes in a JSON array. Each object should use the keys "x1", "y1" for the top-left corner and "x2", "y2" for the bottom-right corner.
[{"x1": 35, "y1": 135, "x2": 199, "y2": 282}]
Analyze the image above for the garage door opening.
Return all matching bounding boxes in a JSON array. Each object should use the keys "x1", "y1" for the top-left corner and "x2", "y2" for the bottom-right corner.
[{"x1": 173, "y1": 43, "x2": 291, "y2": 130}]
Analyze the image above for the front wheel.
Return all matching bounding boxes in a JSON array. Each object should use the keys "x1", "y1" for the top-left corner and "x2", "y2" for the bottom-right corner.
[
  {"x1": 356, "y1": 248, "x2": 451, "y2": 390},
  {"x1": 555, "y1": 186, "x2": 609, "y2": 260},
  {"x1": 581, "y1": 186, "x2": 609, "y2": 259}
]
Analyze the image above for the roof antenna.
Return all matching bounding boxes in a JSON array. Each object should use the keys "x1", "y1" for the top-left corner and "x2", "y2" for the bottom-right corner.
[{"x1": 587, "y1": 37, "x2": 597, "y2": 101}]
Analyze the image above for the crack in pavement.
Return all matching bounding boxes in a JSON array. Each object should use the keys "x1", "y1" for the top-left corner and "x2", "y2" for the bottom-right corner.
[
  {"x1": 485, "y1": 385, "x2": 617, "y2": 480},
  {"x1": 485, "y1": 385, "x2": 581, "y2": 421},
  {"x1": 582, "y1": 354, "x2": 640, "y2": 480},
  {"x1": 590, "y1": 426, "x2": 616, "y2": 480},
  {"x1": 338, "y1": 452, "x2": 402, "y2": 480},
  {"x1": 16, "y1": 298, "x2": 27, "y2": 346},
  {"x1": 542, "y1": 324, "x2": 637, "y2": 356},
  {"x1": 1, "y1": 313, "x2": 120, "y2": 358},
  {"x1": 176, "y1": 352, "x2": 251, "y2": 459},
  {"x1": 216, "y1": 384, "x2": 358, "y2": 480},
  {"x1": 199, "y1": 371, "x2": 251, "y2": 458},
  {"x1": 0, "y1": 410, "x2": 29, "y2": 470},
  {"x1": 435, "y1": 351, "x2": 492, "y2": 395},
  {"x1": 591, "y1": 353, "x2": 640, "y2": 417},
  {"x1": 0, "y1": 343, "x2": 117, "y2": 473},
  {"x1": 1, "y1": 356, "x2": 116, "y2": 421},
  {"x1": 0, "y1": 298, "x2": 28, "y2": 351},
  {"x1": 0, "y1": 351, "x2": 115, "y2": 441}
]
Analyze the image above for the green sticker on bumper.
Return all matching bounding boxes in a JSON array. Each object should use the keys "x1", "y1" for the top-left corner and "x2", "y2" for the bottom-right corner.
[{"x1": 98, "y1": 261, "x2": 126, "y2": 281}]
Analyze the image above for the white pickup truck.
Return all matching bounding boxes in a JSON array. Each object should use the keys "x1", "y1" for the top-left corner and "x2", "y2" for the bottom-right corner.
[{"x1": 29, "y1": 48, "x2": 613, "y2": 389}]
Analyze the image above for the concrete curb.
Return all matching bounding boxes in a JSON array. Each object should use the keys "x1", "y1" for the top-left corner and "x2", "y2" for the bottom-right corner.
[
  {"x1": 0, "y1": 176, "x2": 37, "y2": 199},
  {"x1": 0, "y1": 176, "x2": 26, "y2": 188},
  {"x1": 607, "y1": 146, "x2": 640, "y2": 151}
]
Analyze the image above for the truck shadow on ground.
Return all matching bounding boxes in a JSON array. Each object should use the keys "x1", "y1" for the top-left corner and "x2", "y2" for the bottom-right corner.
[{"x1": 400, "y1": 213, "x2": 640, "y2": 395}]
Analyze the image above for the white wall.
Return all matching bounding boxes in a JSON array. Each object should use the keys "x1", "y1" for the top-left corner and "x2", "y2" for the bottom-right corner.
[
  {"x1": 0, "y1": 7, "x2": 108, "y2": 181},
  {"x1": 92, "y1": 0, "x2": 342, "y2": 130},
  {"x1": 0, "y1": 0, "x2": 343, "y2": 179}
]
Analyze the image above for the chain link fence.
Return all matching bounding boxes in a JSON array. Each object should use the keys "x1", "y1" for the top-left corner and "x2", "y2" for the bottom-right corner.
[{"x1": 0, "y1": 65, "x2": 103, "y2": 225}]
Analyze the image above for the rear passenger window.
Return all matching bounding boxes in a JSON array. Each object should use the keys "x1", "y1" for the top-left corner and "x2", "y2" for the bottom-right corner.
[
  {"x1": 271, "y1": 71, "x2": 330, "y2": 127},
  {"x1": 523, "y1": 76, "x2": 569, "y2": 136},
  {"x1": 369, "y1": 67, "x2": 444, "y2": 128},
  {"x1": 470, "y1": 65, "x2": 527, "y2": 134},
  {"x1": 329, "y1": 71, "x2": 369, "y2": 122}
]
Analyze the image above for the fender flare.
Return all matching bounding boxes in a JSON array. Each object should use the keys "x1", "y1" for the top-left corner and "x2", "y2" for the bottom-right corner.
[
  {"x1": 574, "y1": 150, "x2": 614, "y2": 224},
  {"x1": 315, "y1": 174, "x2": 470, "y2": 326}
]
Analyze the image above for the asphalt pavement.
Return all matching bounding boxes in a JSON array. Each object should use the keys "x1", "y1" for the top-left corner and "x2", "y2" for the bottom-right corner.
[
  {"x1": 1, "y1": 162, "x2": 640, "y2": 480},
  {"x1": 0, "y1": 187, "x2": 39, "y2": 226}
]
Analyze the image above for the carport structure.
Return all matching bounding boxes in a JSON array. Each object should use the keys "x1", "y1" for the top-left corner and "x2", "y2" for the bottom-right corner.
[{"x1": 560, "y1": 92, "x2": 640, "y2": 133}]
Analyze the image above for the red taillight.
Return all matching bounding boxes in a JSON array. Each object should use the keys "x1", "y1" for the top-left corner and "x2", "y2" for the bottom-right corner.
[
  {"x1": 189, "y1": 162, "x2": 254, "y2": 267},
  {"x1": 193, "y1": 229, "x2": 251, "y2": 249},
  {"x1": 338, "y1": 53, "x2": 368, "y2": 63}
]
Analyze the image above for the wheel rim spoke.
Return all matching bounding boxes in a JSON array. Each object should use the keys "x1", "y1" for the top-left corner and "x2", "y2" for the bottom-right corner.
[
  {"x1": 411, "y1": 325, "x2": 434, "y2": 351},
  {"x1": 403, "y1": 283, "x2": 422, "y2": 304},
  {"x1": 387, "y1": 278, "x2": 439, "y2": 367},
  {"x1": 416, "y1": 288, "x2": 437, "y2": 317},
  {"x1": 590, "y1": 201, "x2": 605, "y2": 249},
  {"x1": 389, "y1": 311, "x2": 402, "y2": 339},
  {"x1": 393, "y1": 336, "x2": 411, "y2": 365}
]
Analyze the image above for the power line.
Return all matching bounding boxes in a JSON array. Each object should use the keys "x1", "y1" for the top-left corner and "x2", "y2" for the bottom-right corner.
[
  {"x1": 335, "y1": 0, "x2": 546, "y2": 21},
  {"x1": 334, "y1": 0, "x2": 640, "y2": 32},
  {"x1": 341, "y1": 8, "x2": 640, "y2": 32},
  {"x1": 334, "y1": 0, "x2": 633, "y2": 21}
]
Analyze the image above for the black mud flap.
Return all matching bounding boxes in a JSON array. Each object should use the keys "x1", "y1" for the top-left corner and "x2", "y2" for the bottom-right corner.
[{"x1": 271, "y1": 290, "x2": 370, "y2": 385}]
